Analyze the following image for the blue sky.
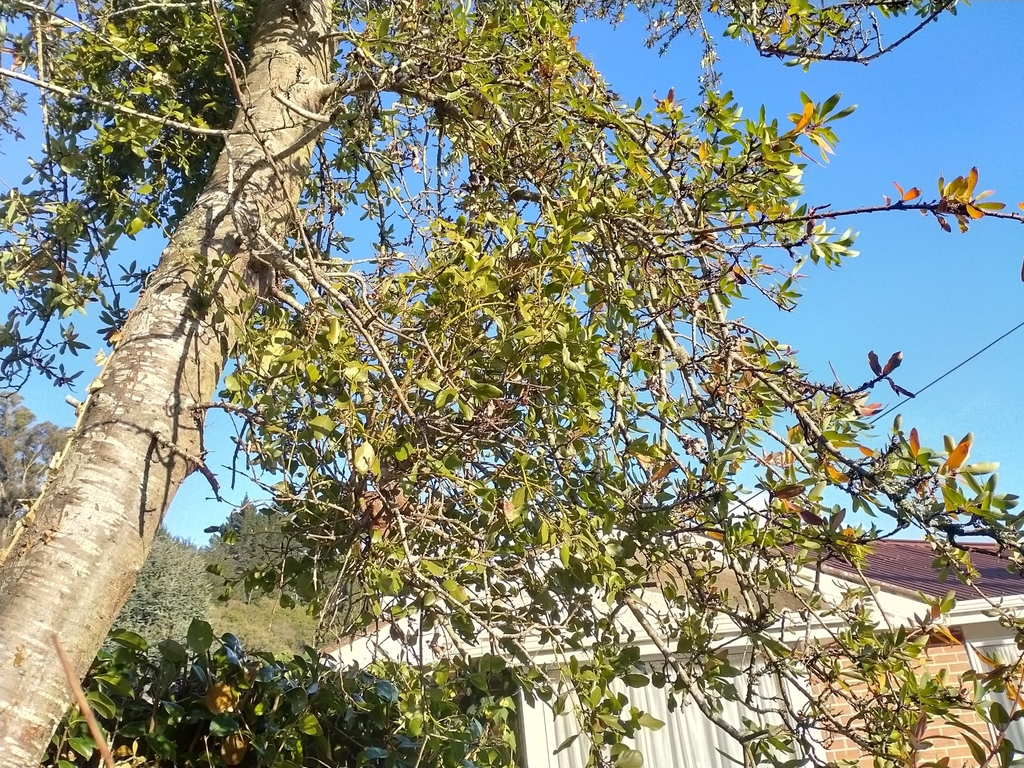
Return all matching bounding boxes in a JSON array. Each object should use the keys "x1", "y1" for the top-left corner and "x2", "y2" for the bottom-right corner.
[{"x1": 7, "y1": 1, "x2": 1023, "y2": 543}]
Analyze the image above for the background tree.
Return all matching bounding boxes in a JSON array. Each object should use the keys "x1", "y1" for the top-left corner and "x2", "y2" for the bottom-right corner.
[
  {"x1": 206, "y1": 500, "x2": 295, "y2": 598},
  {"x1": 1, "y1": 0, "x2": 1022, "y2": 763},
  {"x1": 0, "y1": 393, "x2": 65, "y2": 550},
  {"x1": 204, "y1": 500, "x2": 321, "y2": 654},
  {"x1": 113, "y1": 528, "x2": 211, "y2": 643}
]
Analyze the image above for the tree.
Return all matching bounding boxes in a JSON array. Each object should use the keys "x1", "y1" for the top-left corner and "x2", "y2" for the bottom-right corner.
[
  {"x1": 206, "y1": 499, "x2": 296, "y2": 598},
  {"x1": 1, "y1": 0, "x2": 1023, "y2": 763},
  {"x1": 113, "y1": 527, "x2": 211, "y2": 643},
  {"x1": 0, "y1": 392, "x2": 65, "y2": 550}
]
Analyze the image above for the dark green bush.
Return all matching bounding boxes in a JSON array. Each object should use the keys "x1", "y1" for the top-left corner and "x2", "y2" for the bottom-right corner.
[{"x1": 46, "y1": 621, "x2": 522, "y2": 768}]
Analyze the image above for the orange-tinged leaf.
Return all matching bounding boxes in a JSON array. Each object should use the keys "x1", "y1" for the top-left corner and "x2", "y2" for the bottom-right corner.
[
  {"x1": 794, "y1": 101, "x2": 814, "y2": 133},
  {"x1": 205, "y1": 681, "x2": 237, "y2": 715},
  {"x1": 799, "y1": 508, "x2": 825, "y2": 526},
  {"x1": 941, "y1": 435, "x2": 972, "y2": 473},
  {"x1": 774, "y1": 484, "x2": 805, "y2": 499},
  {"x1": 222, "y1": 734, "x2": 248, "y2": 766},
  {"x1": 1017, "y1": 202, "x2": 1024, "y2": 212},
  {"x1": 902, "y1": 187, "x2": 921, "y2": 202},
  {"x1": 894, "y1": 182, "x2": 905, "y2": 198},
  {"x1": 966, "y1": 204, "x2": 984, "y2": 220},
  {"x1": 826, "y1": 464, "x2": 849, "y2": 483},
  {"x1": 650, "y1": 461, "x2": 674, "y2": 482},
  {"x1": 909, "y1": 428, "x2": 920, "y2": 458},
  {"x1": 706, "y1": 529, "x2": 724, "y2": 541},
  {"x1": 858, "y1": 402, "x2": 883, "y2": 417},
  {"x1": 930, "y1": 624, "x2": 962, "y2": 646},
  {"x1": 858, "y1": 445, "x2": 875, "y2": 457}
]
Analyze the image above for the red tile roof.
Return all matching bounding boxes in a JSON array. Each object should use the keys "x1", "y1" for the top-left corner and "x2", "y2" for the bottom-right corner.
[{"x1": 822, "y1": 539, "x2": 1024, "y2": 602}]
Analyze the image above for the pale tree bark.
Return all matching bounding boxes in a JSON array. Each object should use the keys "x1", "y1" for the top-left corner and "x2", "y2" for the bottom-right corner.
[{"x1": 0, "y1": 0, "x2": 335, "y2": 760}]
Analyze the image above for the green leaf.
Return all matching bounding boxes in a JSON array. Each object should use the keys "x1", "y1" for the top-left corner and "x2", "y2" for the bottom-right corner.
[
  {"x1": 85, "y1": 690, "x2": 117, "y2": 719},
  {"x1": 374, "y1": 680, "x2": 399, "y2": 702},
  {"x1": 299, "y1": 712, "x2": 323, "y2": 735},
  {"x1": 187, "y1": 619, "x2": 214, "y2": 654},
  {"x1": 308, "y1": 414, "x2": 335, "y2": 437},
  {"x1": 108, "y1": 629, "x2": 148, "y2": 652},
  {"x1": 157, "y1": 638, "x2": 186, "y2": 663},
  {"x1": 615, "y1": 748, "x2": 644, "y2": 768},
  {"x1": 637, "y1": 713, "x2": 665, "y2": 731},
  {"x1": 68, "y1": 736, "x2": 96, "y2": 759},
  {"x1": 623, "y1": 673, "x2": 650, "y2": 688},
  {"x1": 209, "y1": 713, "x2": 239, "y2": 736},
  {"x1": 555, "y1": 734, "x2": 579, "y2": 754}
]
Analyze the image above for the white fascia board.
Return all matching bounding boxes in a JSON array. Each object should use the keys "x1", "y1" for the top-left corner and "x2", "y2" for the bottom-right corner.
[{"x1": 949, "y1": 594, "x2": 1024, "y2": 625}]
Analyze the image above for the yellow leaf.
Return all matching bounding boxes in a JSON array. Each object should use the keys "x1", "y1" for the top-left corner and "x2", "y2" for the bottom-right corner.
[
  {"x1": 793, "y1": 101, "x2": 814, "y2": 133},
  {"x1": 941, "y1": 434, "x2": 972, "y2": 473},
  {"x1": 966, "y1": 166, "x2": 979, "y2": 197},
  {"x1": 221, "y1": 733, "x2": 249, "y2": 766},
  {"x1": 930, "y1": 624, "x2": 961, "y2": 646},
  {"x1": 966, "y1": 204, "x2": 984, "y2": 220},
  {"x1": 650, "y1": 461, "x2": 674, "y2": 482},
  {"x1": 205, "y1": 681, "x2": 237, "y2": 715},
  {"x1": 826, "y1": 464, "x2": 849, "y2": 483}
]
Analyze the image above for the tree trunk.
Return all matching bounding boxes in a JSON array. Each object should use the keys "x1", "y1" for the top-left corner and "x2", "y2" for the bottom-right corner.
[{"x1": 0, "y1": 0, "x2": 333, "y2": 760}]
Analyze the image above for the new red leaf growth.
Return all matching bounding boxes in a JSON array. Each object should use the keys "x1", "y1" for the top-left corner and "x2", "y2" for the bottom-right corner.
[
  {"x1": 882, "y1": 351, "x2": 903, "y2": 376},
  {"x1": 868, "y1": 351, "x2": 881, "y2": 376}
]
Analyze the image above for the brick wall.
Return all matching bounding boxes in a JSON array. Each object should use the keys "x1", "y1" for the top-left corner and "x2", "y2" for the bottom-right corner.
[{"x1": 815, "y1": 634, "x2": 990, "y2": 767}]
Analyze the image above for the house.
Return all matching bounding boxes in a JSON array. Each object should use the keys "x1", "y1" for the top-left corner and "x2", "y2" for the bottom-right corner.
[{"x1": 331, "y1": 540, "x2": 1024, "y2": 767}]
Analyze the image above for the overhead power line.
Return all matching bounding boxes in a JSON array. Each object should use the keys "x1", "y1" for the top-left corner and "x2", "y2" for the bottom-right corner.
[{"x1": 868, "y1": 319, "x2": 1024, "y2": 426}]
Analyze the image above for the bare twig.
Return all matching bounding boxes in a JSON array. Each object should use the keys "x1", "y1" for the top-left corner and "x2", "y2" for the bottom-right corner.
[{"x1": 53, "y1": 634, "x2": 115, "y2": 768}]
